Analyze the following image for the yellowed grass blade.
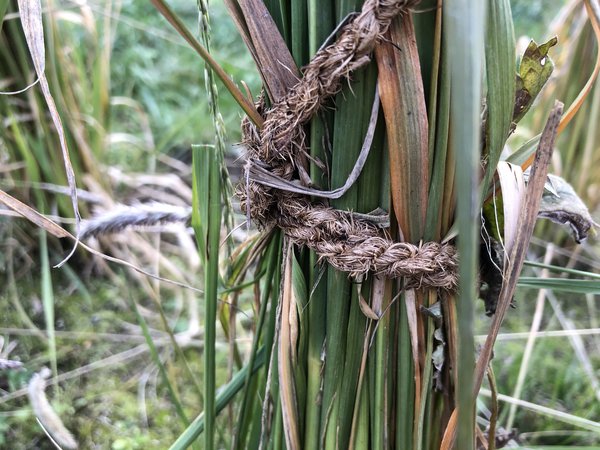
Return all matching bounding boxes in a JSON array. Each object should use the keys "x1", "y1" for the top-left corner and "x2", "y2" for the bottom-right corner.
[
  {"x1": 375, "y1": 13, "x2": 429, "y2": 241},
  {"x1": 278, "y1": 241, "x2": 301, "y2": 450},
  {"x1": 0, "y1": 190, "x2": 70, "y2": 238}
]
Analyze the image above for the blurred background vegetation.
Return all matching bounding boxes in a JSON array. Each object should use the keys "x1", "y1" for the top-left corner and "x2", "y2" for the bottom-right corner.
[{"x1": 0, "y1": 0, "x2": 598, "y2": 448}]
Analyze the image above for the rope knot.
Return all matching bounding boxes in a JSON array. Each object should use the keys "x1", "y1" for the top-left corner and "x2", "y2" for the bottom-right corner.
[{"x1": 238, "y1": 0, "x2": 458, "y2": 290}]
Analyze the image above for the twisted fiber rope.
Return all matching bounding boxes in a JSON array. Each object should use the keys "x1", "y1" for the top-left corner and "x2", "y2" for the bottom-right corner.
[{"x1": 238, "y1": 0, "x2": 458, "y2": 289}]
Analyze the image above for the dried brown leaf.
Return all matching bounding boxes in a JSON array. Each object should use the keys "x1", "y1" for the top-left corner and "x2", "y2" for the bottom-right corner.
[
  {"x1": 475, "y1": 103, "x2": 564, "y2": 394},
  {"x1": 375, "y1": 13, "x2": 429, "y2": 241},
  {"x1": 17, "y1": 0, "x2": 81, "y2": 264},
  {"x1": 0, "y1": 189, "x2": 70, "y2": 238},
  {"x1": 237, "y1": 0, "x2": 299, "y2": 101}
]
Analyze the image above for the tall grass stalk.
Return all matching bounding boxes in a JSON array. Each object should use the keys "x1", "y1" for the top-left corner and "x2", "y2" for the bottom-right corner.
[
  {"x1": 445, "y1": 1, "x2": 485, "y2": 448},
  {"x1": 191, "y1": 145, "x2": 221, "y2": 449}
]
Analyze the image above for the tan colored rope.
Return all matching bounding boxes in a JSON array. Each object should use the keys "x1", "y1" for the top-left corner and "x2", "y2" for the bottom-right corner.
[{"x1": 238, "y1": 0, "x2": 458, "y2": 289}]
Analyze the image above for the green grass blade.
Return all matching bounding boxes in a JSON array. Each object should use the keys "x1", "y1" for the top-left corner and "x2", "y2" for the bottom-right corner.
[
  {"x1": 344, "y1": 41, "x2": 388, "y2": 447},
  {"x1": 291, "y1": 251, "x2": 308, "y2": 431},
  {"x1": 507, "y1": 134, "x2": 540, "y2": 166},
  {"x1": 523, "y1": 261, "x2": 600, "y2": 279},
  {"x1": 206, "y1": 148, "x2": 221, "y2": 450},
  {"x1": 39, "y1": 230, "x2": 57, "y2": 382},
  {"x1": 416, "y1": 314, "x2": 435, "y2": 450},
  {"x1": 444, "y1": 0, "x2": 486, "y2": 448},
  {"x1": 169, "y1": 347, "x2": 267, "y2": 450},
  {"x1": 479, "y1": 389, "x2": 600, "y2": 434},
  {"x1": 131, "y1": 297, "x2": 190, "y2": 427},
  {"x1": 191, "y1": 144, "x2": 209, "y2": 265},
  {"x1": 337, "y1": 286, "x2": 368, "y2": 449},
  {"x1": 396, "y1": 295, "x2": 415, "y2": 450},
  {"x1": 482, "y1": 0, "x2": 516, "y2": 196},
  {"x1": 304, "y1": 4, "x2": 334, "y2": 447},
  {"x1": 290, "y1": 0, "x2": 307, "y2": 66},
  {"x1": 424, "y1": 2, "x2": 451, "y2": 241},
  {"x1": 234, "y1": 235, "x2": 279, "y2": 449},
  {"x1": 263, "y1": 0, "x2": 285, "y2": 37},
  {"x1": 191, "y1": 145, "x2": 221, "y2": 449},
  {"x1": 321, "y1": 48, "x2": 380, "y2": 448},
  {"x1": 0, "y1": 0, "x2": 9, "y2": 34},
  {"x1": 277, "y1": 0, "x2": 290, "y2": 43},
  {"x1": 372, "y1": 280, "x2": 392, "y2": 450},
  {"x1": 517, "y1": 277, "x2": 600, "y2": 293}
]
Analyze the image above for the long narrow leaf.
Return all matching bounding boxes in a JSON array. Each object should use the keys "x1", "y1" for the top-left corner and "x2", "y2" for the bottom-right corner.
[
  {"x1": 482, "y1": 0, "x2": 516, "y2": 196},
  {"x1": 523, "y1": 261, "x2": 600, "y2": 279},
  {"x1": 169, "y1": 348, "x2": 267, "y2": 450},
  {"x1": 17, "y1": 0, "x2": 81, "y2": 263},
  {"x1": 375, "y1": 13, "x2": 429, "y2": 241},
  {"x1": 39, "y1": 230, "x2": 57, "y2": 381},
  {"x1": 479, "y1": 389, "x2": 600, "y2": 434},
  {"x1": 191, "y1": 145, "x2": 222, "y2": 449},
  {"x1": 444, "y1": 0, "x2": 486, "y2": 448},
  {"x1": 131, "y1": 298, "x2": 190, "y2": 427},
  {"x1": 517, "y1": 277, "x2": 600, "y2": 293}
]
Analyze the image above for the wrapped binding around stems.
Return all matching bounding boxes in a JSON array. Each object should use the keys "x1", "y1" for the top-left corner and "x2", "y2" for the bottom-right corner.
[{"x1": 237, "y1": 0, "x2": 459, "y2": 289}]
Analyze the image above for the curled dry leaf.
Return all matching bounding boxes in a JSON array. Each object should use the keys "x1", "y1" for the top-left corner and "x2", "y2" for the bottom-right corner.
[
  {"x1": 432, "y1": 327, "x2": 446, "y2": 391},
  {"x1": 513, "y1": 37, "x2": 558, "y2": 123},
  {"x1": 536, "y1": 173, "x2": 598, "y2": 243},
  {"x1": 358, "y1": 289, "x2": 380, "y2": 320}
]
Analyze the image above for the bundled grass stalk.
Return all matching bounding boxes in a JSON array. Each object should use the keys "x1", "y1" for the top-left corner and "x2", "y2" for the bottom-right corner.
[{"x1": 145, "y1": 1, "x2": 600, "y2": 449}]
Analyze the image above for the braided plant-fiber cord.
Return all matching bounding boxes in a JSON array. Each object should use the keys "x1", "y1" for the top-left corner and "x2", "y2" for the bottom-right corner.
[{"x1": 238, "y1": 0, "x2": 458, "y2": 290}]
